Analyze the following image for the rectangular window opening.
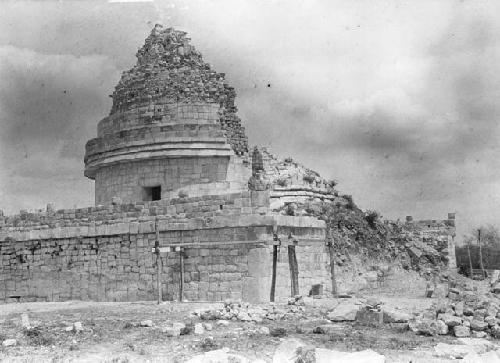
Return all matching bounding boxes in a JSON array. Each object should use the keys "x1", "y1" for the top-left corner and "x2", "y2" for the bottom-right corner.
[{"x1": 142, "y1": 186, "x2": 162, "y2": 201}]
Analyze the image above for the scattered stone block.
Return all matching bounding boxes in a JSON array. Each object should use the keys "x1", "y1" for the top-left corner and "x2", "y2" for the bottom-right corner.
[
  {"x1": 470, "y1": 320, "x2": 488, "y2": 331},
  {"x1": 409, "y1": 319, "x2": 441, "y2": 336},
  {"x1": 140, "y1": 320, "x2": 153, "y2": 327},
  {"x1": 454, "y1": 301, "x2": 465, "y2": 316},
  {"x1": 194, "y1": 323, "x2": 204, "y2": 335},
  {"x1": 464, "y1": 307, "x2": 475, "y2": 316},
  {"x1": 269, "y1": 327, "x2": 287, "y2": 337},
  {"x1": 21, "y1": 313, "x2": 31, "y2": 329},
  {"x1": 74, "y1": 322, "x2": 84, "y2": 332},
  {"x1": 216, "y1": 320, "x2": 229, "y2": 327},
  {"x1": 437, "y1": 320, "x2": 448, "y2": 335},
  {"x1": 491, "y1": 325, "x2": 500, "y2": 338},
  {"x1": 356, "y1": 309, "x2": 383, "y2": 325},
  {"x1": 472, "y1": 331, "x2": 488, "y2": 338},
  {"x1": 162, "y1": 326, "x2": 181, "y2": 337},
  {"x1": 328, "y1": 302, "x2": 360, "y2": 321},
  {"x1": 258, "y1": 326, "x2": 270, "y2": 335},
  {"x1": 382, "y1": 308, "x2": 411, "y2": 323},
  {"x1": 454, "y1": 325, "x2": 471, "y2": 337},
  {"x1": 486, "y1": 316, "x2": 497, "y2": 327},
  {"x1": 438, "y1": 313, "x2": 462, "y2": 327},
  {"x1": 2, "y1": 339, "x2": 17, "y2": 347}
]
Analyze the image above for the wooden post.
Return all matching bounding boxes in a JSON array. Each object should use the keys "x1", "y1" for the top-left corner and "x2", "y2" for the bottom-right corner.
[
  {"x1": 288, "y1": 243, "x2": 299, "y2": 297},
  {"x1": 478, "y1": 229, "x2": 486, "y2": 279},
  {"x1": 155, "y1": 219, "x2": 162, "y2": 304},
  {"x1": 179, "y1": 248, "x2": 184, "y2": 302},
  {"x1": 270, "y1": 227, "x2": 279, "y2": 302},
  {"x1": 270, "y1": 244, "x2": 278, "y2": 302},
  {"x1": 467, "y1": 238, "x2": 473, "y2": 279},
  {"x1": 327, "y1": 229, "x2": 338, "y2": 296}
]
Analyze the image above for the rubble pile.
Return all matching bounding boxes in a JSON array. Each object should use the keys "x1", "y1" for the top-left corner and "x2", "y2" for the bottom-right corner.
[
  {"x1": 109, "y1": 24, "x2": 248, "y2": 155},
  {"x1": 194, "y1": 298, "x2": 306, "y2": 323},
  {"x1": 410, "y1": 286, "x2": 500, "y2": 339},
  {"x1": 281, "y1": 198, "x2": 453, "y2": 277}
]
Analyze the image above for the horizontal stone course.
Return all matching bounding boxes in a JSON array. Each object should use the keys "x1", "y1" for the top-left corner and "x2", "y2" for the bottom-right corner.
[{"x1": 0, "y1": 220, "x2": 328, "y2": 303}]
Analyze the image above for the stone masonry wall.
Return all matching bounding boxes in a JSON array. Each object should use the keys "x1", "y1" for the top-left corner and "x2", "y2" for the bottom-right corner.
[
  {"x1": 0, "y1": 210, "x2": 328, "y2": 304},
  {"x1": 94, "y1": 157, "x2": 230, "y2": 205},
  {"x1": 0, "y1": 192, "x2": 267, "y2": 232},
  {"x1": 404, "y1": 214, "x2": 457, "y2": 269},
  {"x1": 95, "y1": 102, "x2": 221, "y2": 137},
  {"x1": 109, "y1": 25, "x2": 248, "y2": 155},
  {"x1": 0, "y1": 227, "x2": 266, "y2": 303},
  {"x1": 256, "y1": 148, "x2": 337, "y2": 211}
]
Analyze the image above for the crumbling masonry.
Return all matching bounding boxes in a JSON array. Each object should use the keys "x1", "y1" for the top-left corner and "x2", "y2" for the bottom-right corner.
[{"x1": 0, "y1": 25, "x2": 456, "y2": 303}]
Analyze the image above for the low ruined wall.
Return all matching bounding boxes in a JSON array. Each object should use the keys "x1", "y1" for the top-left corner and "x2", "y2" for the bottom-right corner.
[
  {"x1": 0, "y1": 197, "x2": 329, "y2": 303},
  {"x1": 0, "y1": 192, "x2": 268, "y2": 233},
  {"x1": 404, "y1": 215, "x2": 457, "y2": 269},
  {"x1": 0, "y1": 226, "x2": 268, "y2": 303}
]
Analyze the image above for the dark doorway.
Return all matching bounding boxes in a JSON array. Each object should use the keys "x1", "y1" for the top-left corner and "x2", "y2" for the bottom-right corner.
[{"x1": 142, "y1": 186, "x2": 161, "y2": 201}]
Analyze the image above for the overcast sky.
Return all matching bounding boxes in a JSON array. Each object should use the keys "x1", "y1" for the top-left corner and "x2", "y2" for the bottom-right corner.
[{"x1": 1, "y1": 0, "x2": 499, "y2": 239}]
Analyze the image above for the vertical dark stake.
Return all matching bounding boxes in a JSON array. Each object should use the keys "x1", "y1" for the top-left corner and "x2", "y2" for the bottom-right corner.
[
  {"x1": 179, "y1": 249, "x2": 184, "y2": 302},
  {"x1": 327, "y1": 239, "x2": 338, "y2": 296},
  {"x1": 288, "y1": 245, "x2": 299, "y2": 296},
  {"x1": 270, "y1": 245, "x2": 278, "y2": 302},
  {"x1": 155, "y1": 219, "x2": 162, "y2": 304},
  {"x1": 478, "y1": 229, "x2": 485, "y2": 279},
  {"x1": 467, "y1": 240, "x2": 474, "y2": 278}
]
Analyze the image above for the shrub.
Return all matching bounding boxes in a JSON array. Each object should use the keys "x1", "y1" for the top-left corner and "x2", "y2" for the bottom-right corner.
[
  {"x1": 276, "y1": 177, "x2": 288, "y2": 187},
  {"x1": 365, "y1": 210, "x2": 380, "y2": 228},
  {"x1": 284, "y1": 203, "x2": 295, "y2": 216},
  {"x1": 24, "y1": 327, "x2": 55, "y2": 346},
  {"x1": 343, "y1": 194, "x2": 356, "y2": 210},
  {"x1": 178, "y1": 190, "x2": 188, "y2": 198},
  {"x1": 284, "y1": 157, "x2": 293, "y2": 163},
  {"x1": 302, "y1": 174, "x2": 315, "y2": 183},
  {"x1": 327, "y1": 179, "x2": 338, "y2": 188}
]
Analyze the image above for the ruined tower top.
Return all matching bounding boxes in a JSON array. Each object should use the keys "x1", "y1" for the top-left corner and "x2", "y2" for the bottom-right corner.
[
  {"x1": 109, "y1": 25, "x2": 241, "y2": 120},
  {"x1": 84, "y1": 25, "x2": 250, "y2": 205}
]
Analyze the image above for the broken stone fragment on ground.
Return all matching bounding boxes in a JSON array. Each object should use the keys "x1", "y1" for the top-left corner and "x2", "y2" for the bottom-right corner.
[
  {"x1": 194, "y1": 323, "x2": 204, "y2": 335},
  {"x1": 382, "y1": 308, "x2": 411, "y2": 323},
  {"x1": 327, "y1": 301, "x2": 360, "y2": 321},
  {"x1": 2, "y1": 339, "x2": 17, "y2": 347}
]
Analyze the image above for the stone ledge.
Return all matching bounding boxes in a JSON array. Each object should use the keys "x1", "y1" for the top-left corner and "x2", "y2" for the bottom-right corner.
[
  {"x1": 0, "y1": 213, "x2": 324, "y2": 242},
  {"x1": 84, "y1": 147, "x2": 234, "y2": 178}
]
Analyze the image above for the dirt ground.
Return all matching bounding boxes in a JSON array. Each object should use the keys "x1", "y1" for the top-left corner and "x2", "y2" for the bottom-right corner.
[{"x1": 0, "y1": 292, "x2": 476, "y2": 363}]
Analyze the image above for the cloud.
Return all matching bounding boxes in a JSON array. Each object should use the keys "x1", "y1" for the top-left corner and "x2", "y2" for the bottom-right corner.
[
  {"x1": 0, "y1": 45, "x2": 120, "y2": 212},
  {"x1": 0, "y1": 0, "x2": 500, "y2": 240}
]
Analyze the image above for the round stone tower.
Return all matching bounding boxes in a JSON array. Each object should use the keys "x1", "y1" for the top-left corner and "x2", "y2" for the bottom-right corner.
[{"x1": 84, "y1": 25, "x2": 250, "y2": 205}]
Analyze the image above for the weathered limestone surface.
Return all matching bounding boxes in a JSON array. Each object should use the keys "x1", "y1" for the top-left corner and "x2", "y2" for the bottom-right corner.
[
  {"x1": 256, "y1": 148, "x2": 337, "y2": 211},
  {"x1": 84, "y1": 25, "x2": 250, "y2": 205},
  {"x1": 404, "y1": 214, "x2": 457, "y2": 269},
  {"x1": 0, "y1": 196, "x2": 327, "y2": 303}
]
